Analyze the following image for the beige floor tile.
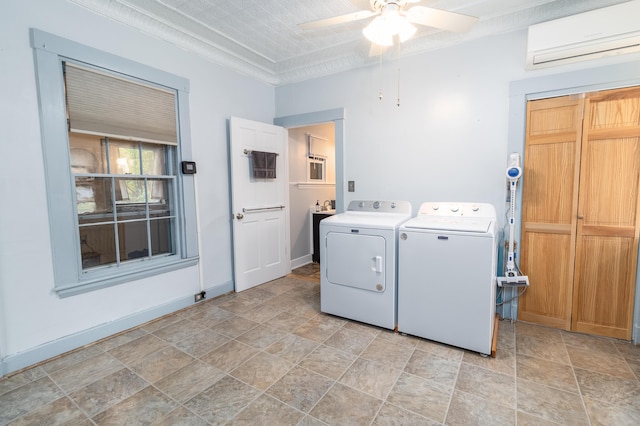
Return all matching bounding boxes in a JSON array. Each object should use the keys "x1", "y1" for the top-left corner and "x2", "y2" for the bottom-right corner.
[
  {"x1": 323, "y1": 327, "x2": 376, "y2": 355},
  {"x1": 200, "y1": 339, "x2": 259, "y2": 372},
  {"x1": 184, "y1": 375, "x2": 261, "y2": 425},
  {"x1": 583, "y1": 396, "x2": 640, "y2": 425},
  {"x1": 404, "y1": 349, "x2": 460, "y2": 392},
  {"x1": 216, "y1": 316, "x2": 259, "y2": 339},
  {"x1": 517, "y1": 378, "x2": 589, "y2": 425},
  {"x1": 516, "y1": 322, "x2": 564, "y2": 343},
  {"x1": 152, "y1": 318, "x2": 209, "y2": 344},
  {"x1": 574, "y1": 367, "x2": 640, "y2": 410},
  {"x1": 91, "y1": 386, "x2": 177, "y2": 425},
  {"x1": 107, "y1": 333, "x2": 168, "y2": 365},
  {"x1": 48, "y1": 352, "x2": 124, "y2": 393},
  {"x1": 567, "y1": 344, "x2": 636, "y2": 380},
  {"x1": 293, "y1": 315, "x2": 343, "y2": 342},
  {"x1": 227, "y1": 394, "x2": 304, "y2": 426},
  {"x1": 39, "y1": 345, "x2": 105, "y2": 374},
  {"x1": 516, "y1": 354, "x2": 579, "y2": 393},
  {"x1": 152, "y1": 406, "x2": 209, "y2": 426},
  {"x1": 128, "y1": 346, "x2": 194, "y2": 384},
  {"x1": 0, "y1": 377, "x2": 66, "y2": 425},
  {"x1": 372, "y1": 402, "x2": 439, "y2": 425},
  {"x1": 68, "y1": 368, "x2": 147, "y2": 417},
  {"x1": 0, "y1": 367, "x2": 46, "y2": 395},
  {"x1": 173, "y1": 328, "x2": 230, "y2": 357},
  {"x1": 516, "y1": 410, "x2": 562, "y2": 425},
  {"x1": 516, "y1": 334, "x2": 570, "y2": 365},
  {"x1": 266, "y1": 365, "x2": 334, "y2": 412},
  {"x1": 386, "y1": 372, "x2": 450, "y2": 423},
  {"x1": 264, "y1": 333, "x2": 319, "y2": 363},
  {"x1": 268, "y1": 311, "x2": 312, "y2": 333},
  {"x1": 94, "y1": 328, "x2": 148, "y2": 352},
  {"x1": 6, "y1": 396, "x2": 91, "y2": 426},
  {"x1": 455, "y1": 363, "x2": 516, "y2": 408},
  {"x1": 446, "y1": 390, "x2": 515, "y2": 425},
  {"x1": 298, "y1": 344, "x2": 357, "y2": 380},
  {"x1": 360, "y1": 335, "x2": 415, "y2": 370},
  {"x1": 229, "y1": 351, "x2": 292, "y2": 390},
  {"x1": 340, "y1": 357, "x2": 402, "y2": 400},
  {"x1": 310, "y1": 382, "x2": 382, "y2": 426},
  {"x1": 153, "y1": 360, "x2": 224, "y2": 403},
  {"x1": 463, "y1": 346, "x2": 515, "y2": 375},
  {"x1": 235, "y1": 323, "x2": 288, "y2": 349}
]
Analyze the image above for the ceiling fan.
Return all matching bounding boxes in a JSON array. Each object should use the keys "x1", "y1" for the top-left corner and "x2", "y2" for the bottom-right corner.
[{"x1": 299, "y1": 0, "x2": 478, "y2": 47}]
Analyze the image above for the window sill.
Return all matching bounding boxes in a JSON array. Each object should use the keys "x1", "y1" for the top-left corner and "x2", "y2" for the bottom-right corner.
[
  {"x1": 54, "y1": 256, "x2": 198, "y2": 298},
  {"x1": 293, "y1": 182, "x2": 336, "y2": 189}
]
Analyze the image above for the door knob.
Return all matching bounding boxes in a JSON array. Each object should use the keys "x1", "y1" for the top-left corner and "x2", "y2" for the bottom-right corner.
[
  {"x1": 236, "y1": 213, "x2": 244, "y2": 220},
  {"x1": 577, "y1": 215, "x2": 584, "y2": 220}
]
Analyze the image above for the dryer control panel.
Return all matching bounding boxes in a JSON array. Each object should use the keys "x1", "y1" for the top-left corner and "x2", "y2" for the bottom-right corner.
[{"x1": 347, "y1": 200, "x2": 412, "y2": 214}]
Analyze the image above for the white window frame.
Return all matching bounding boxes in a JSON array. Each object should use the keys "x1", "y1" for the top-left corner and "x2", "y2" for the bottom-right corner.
[{"x1": 31, "y1": 29, "x2": 198, "y2": 297}]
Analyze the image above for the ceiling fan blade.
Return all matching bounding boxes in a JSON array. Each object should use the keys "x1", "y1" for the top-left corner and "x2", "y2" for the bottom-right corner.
[
  {"x1": 406, "y1": 6, "x2": 478, "y2": 33},
  {"x1": 299, "y1": 10, "x2": 378, "y2": 30}
]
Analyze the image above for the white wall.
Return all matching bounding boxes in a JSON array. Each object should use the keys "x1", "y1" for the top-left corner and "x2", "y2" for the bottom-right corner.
[{"x1": 0, "y1": 0, "x2": 275, "y2": 375}]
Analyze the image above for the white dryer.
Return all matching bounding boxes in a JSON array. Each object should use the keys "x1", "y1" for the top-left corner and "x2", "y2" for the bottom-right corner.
[
  {"x1": 398, "y1": 202, "x2": 497, "y2": 355},
  {"x1": 320, "y1": 200, "x2": 412, "y2": 330}
]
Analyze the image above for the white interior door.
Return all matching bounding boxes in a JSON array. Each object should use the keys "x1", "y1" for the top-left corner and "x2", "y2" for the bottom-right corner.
[{"x1": 230, "y1": 117, "x2": 289, "y2": 292}]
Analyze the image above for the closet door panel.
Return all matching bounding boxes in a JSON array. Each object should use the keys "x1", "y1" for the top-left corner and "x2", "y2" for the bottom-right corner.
[
  {"x1": 519, "y1": 96, "x2": 583, "y2": 329},
  {"x1": 572, "y1": 88, "x2": 640, "y2": 339},
  {"x1": 518, "y1": 231, "x2": 574, "y2": 329}
]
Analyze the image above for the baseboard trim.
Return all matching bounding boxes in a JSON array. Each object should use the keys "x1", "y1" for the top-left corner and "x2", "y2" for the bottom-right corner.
[
  {"x1": 291, "y1": 255, "x2": 312, "y2": 270},
  {"x1": 0, "y1": 281, "x2": 234, "y2": 378}
]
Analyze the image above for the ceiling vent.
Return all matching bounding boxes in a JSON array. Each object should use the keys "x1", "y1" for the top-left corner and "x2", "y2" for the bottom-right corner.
[{"x1": 526, "y1": 0, "x2": 640, "y2": 69}]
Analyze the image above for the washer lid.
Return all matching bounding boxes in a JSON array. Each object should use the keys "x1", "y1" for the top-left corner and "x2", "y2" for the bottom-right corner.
[{"x1": 403, "y1": 216, "x2": 493, "y2": 233}]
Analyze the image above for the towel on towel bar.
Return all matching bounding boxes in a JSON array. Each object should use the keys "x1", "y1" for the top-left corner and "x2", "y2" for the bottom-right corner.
[{"x1": 251, "y1": 150, "x2": 277, "y2": 179}]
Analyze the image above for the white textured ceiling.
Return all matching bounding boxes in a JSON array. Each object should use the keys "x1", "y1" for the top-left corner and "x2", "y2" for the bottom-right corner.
[{"x1": 69, "y1": 0, "x2": 632, "y2": 86}]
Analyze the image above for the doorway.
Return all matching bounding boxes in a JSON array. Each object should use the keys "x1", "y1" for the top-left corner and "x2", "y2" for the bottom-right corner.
[{"x1": 274, "y1": 108, "x2": 345, "y2": 271}]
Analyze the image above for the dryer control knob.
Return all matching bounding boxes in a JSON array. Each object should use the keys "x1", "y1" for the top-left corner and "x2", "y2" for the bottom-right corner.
[
  {"x1": 400, "y1": 233, "x2": 407, "y2": 240},
  {"x1": 373, "y1": 201, "x2": 380, "y2": 209},
  {"x1": 432, "y1": 204, "x2": 439, "y2": 210},
  {"x1": 359, "y1": 201, "x2": 365, "y2": 208},
  {"x1": 472, "y1": 205, "x2": 480, "y2": 212},
  {"x1": 450, "y1": 205, "x2": 459, "y2": 212},
  {"x1": 390, "y1": 202, "x2": 396, "y2": 209}
]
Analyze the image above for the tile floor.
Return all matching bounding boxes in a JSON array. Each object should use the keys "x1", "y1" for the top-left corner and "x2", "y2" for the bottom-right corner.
[{"x1": 2, "y1": 266, "x2": 640, "y2": 425}]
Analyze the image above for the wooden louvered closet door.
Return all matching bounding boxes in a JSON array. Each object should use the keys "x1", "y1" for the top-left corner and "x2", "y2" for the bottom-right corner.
[{"x1": 519, "y1": 87, "x2": 640, "y2": 340}]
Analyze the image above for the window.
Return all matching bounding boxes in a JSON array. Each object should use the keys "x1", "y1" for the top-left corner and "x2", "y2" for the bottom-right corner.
[
  {"x1": 307, "y1": 155, "x2": 326, "y2": 182},
  {"x1": 31, "y1": 29, "x2": 198, "y2": 297}
]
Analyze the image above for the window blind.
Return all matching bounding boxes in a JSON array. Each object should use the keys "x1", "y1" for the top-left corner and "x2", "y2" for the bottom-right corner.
[{"x1": 64, "y1": 62, "x2": 178, "y2": 145}]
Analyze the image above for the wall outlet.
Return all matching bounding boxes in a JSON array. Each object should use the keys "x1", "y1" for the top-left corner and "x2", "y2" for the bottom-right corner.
[
  {"x1": 348, "y1": 180, "x2": 355, "y2": 192},
  {"x1": 194, "y1": 291, "x2": 206, "y2": 302}
]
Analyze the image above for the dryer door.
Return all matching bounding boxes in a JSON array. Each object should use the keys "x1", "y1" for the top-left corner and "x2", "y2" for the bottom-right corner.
[{"x1": 325, "y1": 232, "x2": 386, "y2": 292}]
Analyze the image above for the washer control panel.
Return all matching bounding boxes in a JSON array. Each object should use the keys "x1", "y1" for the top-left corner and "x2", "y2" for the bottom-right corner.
[
  {"x1": 418, "y1": 202, "x2": 493, "y2": 218},
  {"x1": 347, "y1": 200, "x2": 411, "y2": 214}
]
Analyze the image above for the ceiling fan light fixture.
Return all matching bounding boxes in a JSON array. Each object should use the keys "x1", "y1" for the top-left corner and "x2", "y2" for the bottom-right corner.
[
  {"x1": 398, "y1": 20, "x2": 417, "y2": 42},
  {"x1": 363, "y1": 9, "x2": 417, "y2": 46},
  {"x1": 363, "y1": 17, "x2": 393, "y2": 46}
]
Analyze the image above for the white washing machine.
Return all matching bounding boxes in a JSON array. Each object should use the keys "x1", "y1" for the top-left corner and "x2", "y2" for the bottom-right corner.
[
  {"x1": 398, "y1": 202, "x2": 497, "y2": 355},
  {"x1": 320, "y1": 200, "x2": 412, "y2": 330}
]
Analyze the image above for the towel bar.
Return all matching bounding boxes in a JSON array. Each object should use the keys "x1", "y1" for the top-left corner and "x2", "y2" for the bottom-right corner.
[
  {"x1": 244, "y1": 149, "x2": 279, "y2": 156},
  {"x1": 243, "y1": 205, "x2": 285, "y2": 213}
]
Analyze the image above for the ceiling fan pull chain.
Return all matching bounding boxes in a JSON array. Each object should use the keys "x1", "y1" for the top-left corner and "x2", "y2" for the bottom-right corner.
[
  {"x1": 378, "y1": 51, "x2": 383, "y2": 100},
  {"x1": 397, "y1": 67, "x2": 400, "y2": 107}
]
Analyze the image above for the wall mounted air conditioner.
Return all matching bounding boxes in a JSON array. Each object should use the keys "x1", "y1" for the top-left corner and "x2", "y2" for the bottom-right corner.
[{"x1": 526, "y1": 0, "x2": 640, "y2": 70}]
